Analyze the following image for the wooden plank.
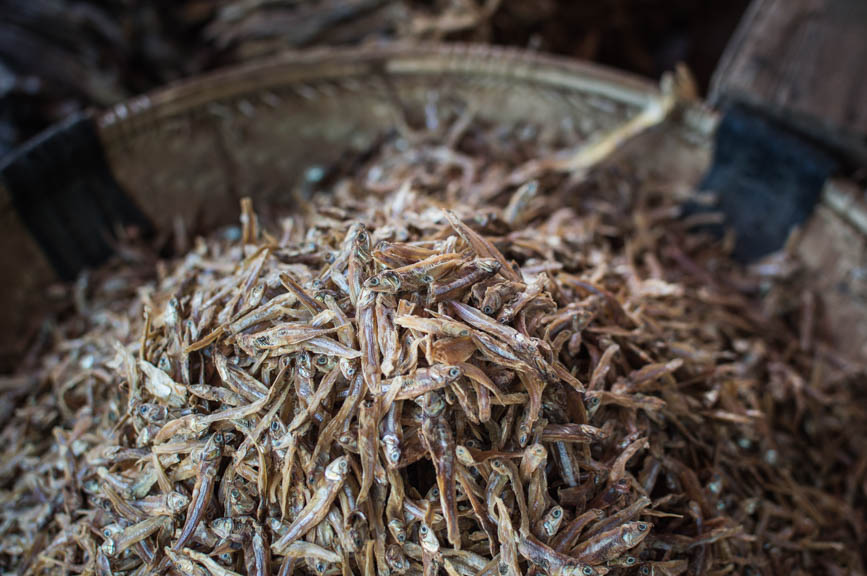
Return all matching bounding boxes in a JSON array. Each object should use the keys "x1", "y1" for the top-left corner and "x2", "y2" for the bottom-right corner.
[
  {"x1": 710, "y1": 0, "x2": 867, "y2": 161},
  {"x1": 796, "y1": 179, "x2": 867, "y2": 363}
]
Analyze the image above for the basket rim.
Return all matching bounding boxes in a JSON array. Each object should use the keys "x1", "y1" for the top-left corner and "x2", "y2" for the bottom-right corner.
[{"x1": 97, "y1": 42, "x2": 660, "y2": 144}]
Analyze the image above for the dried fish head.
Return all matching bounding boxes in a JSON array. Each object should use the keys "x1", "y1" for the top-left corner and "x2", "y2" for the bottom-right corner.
[
  {"x1": 440, "y1": 364, "x2": 463, "y2": 382},
  {"x1": 477, "y1": 259, "x2": 501, "y2": 275},
  {"x1": 365, "y1": 271, "x2": 402, "y2": 293},
  {"x1": 211, "y1": 517, "x2": 235, "y2": 540},
  {"x1": 562, "y1": 563, "x2": 603, "y2": 576},
  {"x1": 167, "y1": 491, "x2": 191, "y2": 514},
  {"x1": 199, "y1": 434, "x2": 223, "y2": 461},
  {"x1": 383, "y1": 435, "x2": 401, "y2": 465},
  {"x1": 542, "y1": 506, "x2": 564, "y2": 537},
  {"x1": 387, "y1": 518, "x2": 407, "y2": 544},
  {"x1": 418, "y1": 523, "x2": 439, "y2": 554},
  {"x1": 623, "y1": 521, "x2": 651, "y2": 546},
  {"x1": 136, "y1": 402, "x2": 168, "y2": 424},
  {"x1": 324, "y1": 456, "x2": 350, "y2": 482},
  {"x1": 386, "y1": 543, "x2": 409, "y2": 573},
  {"x1": 455, "y1": 445, "x2": 474, "y2": 466},
  {"x1": 98, "y1": 524, "x2": 123, "y2": 557},
  {"x1": 420, "y1": 391, "x2": 447, "y2": 418},
  {"x1": 229, "y1": 485, "x2": 256, "y2": 515}
]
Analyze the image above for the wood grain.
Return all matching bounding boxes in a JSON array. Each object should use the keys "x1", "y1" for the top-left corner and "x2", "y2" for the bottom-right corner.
[{"x1": 711, "y1": 0, "x2": 867, "y2": 161}]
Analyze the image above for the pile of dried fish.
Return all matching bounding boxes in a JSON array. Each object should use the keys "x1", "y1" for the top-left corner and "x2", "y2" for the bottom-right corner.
[{"x1": 1, "y1": 105, "x2": 865, "y2": 576}]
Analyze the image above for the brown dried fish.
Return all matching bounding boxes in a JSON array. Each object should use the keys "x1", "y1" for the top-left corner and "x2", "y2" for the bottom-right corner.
[{"x1": 1, "y1": 99, "x2": 864, "y2": 576}]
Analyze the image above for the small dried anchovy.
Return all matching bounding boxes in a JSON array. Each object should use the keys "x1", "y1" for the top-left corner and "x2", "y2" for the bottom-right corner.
[{"x1": 1, "y1": 103, "x2": 865, "y2": 576}]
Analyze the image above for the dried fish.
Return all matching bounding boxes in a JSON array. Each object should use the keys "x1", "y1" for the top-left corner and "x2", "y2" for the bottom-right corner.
[
  {"x1": 272, "y1": 456, "x2": 350, "y2": 553},
  {"x1": 1, "y1": 101, "x2": 864, "y2": 576}
]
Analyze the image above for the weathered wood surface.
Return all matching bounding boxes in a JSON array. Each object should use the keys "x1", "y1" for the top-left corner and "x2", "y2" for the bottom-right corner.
[
  {"x1": 711, "y1": 0, "x2": 867, "y2": 161},
  {"x1": 797, "y1": 179, "x2": 867, "y2": 362}
]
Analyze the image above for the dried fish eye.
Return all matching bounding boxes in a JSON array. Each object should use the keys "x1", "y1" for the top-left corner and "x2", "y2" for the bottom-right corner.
[
  {"x1": 551, "y1": 508, "x2": 562, "y2": 518},
  {"x1": 102, "y1": 528, "x2": 112, "y2": 538},
  {"x1": 316, "y1": 355, "x2": 328, "y2": 365},
  {"x1": 214, "y1": 433, "x2": 224, "y2": 444},
  {"x1": 499, "y1": 563, "x2": 509, "y2": 575},
  {"x1": 356, "y1": 232, "x2": 367, "y2": 243},
  {"x1": 231, "y1": 488, "x2": 241, "y2": 499},
  {"x1": 637, "y1": 522, "x2": 648, "y2": 531},
  {"x1": 419, "y1": 525, "x2": 429, "y2": 535},
  {"x1": 390, "y1": 451, "x2": 400, "y2": 463},
  {"x1": 448, "y1": 367, "x2": 461, "y2": 378},
  {"x1": 639, "y1": 567, "x2": 651, "y2": 575},
  {"x1": 139, "y1": 405, "x2": 148, "y2": 415},
  {"x1": 315, "y1": 561, "x2": 327, "y2": 573},
  {"x1": 219, "y1": 553, "x2": 233, "y2": 563},
  {"x1": 324, "y1": 252, "x2": 336, "y2": 263},
  {"x1": 270, "y1": 421, "x2": 281, "y2": 432},
  {"x1": 368, "y1": 277, "x2": 380, "y2": 286},
  {"x1": 625, "y1": 556, "x2": 636, "y2": 566},
  {"x1": 397, "y1": 533, "x2": 405, "y2": 542},
  {"x1": 518, "y1": 433, "x2": 528, "y2": 445},
  {"x1": 483, "y1": 305, "x2": 494, "y2": 315},
  {"x1": 582, "y1": 567, "x2": 595, "y2": 576},
  {"x1": 430, "y1": 487, "x2": 439, "y2": 498},
  {"x1": 421, "y1": 274, "x2": 434, "y2": 284},
  {"x1": 168, "y1": 492, "x2": 188, "y2": 511},
  {"x1": 589, "y1": 397, "x2": 600, "y2": 406}
]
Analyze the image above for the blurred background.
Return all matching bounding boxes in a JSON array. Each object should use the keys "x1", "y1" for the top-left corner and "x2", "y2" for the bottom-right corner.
[{"x1": 0, "y1": 0, "x2": 749, "y2": 157}]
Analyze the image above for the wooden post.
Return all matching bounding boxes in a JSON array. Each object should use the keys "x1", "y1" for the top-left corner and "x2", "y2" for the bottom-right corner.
[{"x1": 710, "y1": 0, "x2": 867, "y2": 164}]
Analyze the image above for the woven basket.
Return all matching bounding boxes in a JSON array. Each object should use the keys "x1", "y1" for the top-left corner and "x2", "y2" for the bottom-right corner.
[{"x1": 0, "y1": 43, "x2": 773, "y2": 366}]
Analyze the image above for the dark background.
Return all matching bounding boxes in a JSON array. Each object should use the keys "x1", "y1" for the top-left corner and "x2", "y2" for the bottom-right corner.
[{"x1": 0, "y1": 0, "x2": 749, "y2": 157}]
